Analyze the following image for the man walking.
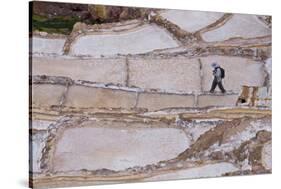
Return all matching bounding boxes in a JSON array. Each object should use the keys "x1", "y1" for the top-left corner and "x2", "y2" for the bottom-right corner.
[{"x1": 210, "y1": 62, "x2": 226, "y2": 93}]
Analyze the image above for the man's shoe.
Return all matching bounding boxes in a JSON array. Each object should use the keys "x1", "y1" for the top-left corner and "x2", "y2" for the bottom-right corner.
[{"x1": 209, "y1": 90, "x2": 214, "y2": 93}]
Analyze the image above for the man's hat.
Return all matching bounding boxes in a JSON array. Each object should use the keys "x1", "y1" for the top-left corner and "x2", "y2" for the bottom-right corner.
[{"x1": 211, "y1": 62, "x2": 219, "y2": 68}]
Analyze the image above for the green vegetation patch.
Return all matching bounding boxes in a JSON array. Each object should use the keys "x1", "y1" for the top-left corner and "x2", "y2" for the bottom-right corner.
[{"x1": 32, "y1": 14, "x2": 80, "y2": 35}]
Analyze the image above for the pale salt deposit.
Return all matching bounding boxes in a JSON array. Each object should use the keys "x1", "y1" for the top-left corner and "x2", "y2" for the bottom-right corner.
[
  {"x1": 160, "y1": 10, "x2": 224, "y2": 32},
  {"x1": 32, "y1": 120, "x2": 55, "y2": 130},
  {"x1": 145, "y1": 162, "x2": 239, "y2": 181},
  {"x1": 207, "y1": 118, "x2": 271, "y2": 154},
  {"x1": 202, "y1": 15, "x2": 271, "y2": 42},
  {"x1": 32, "y1": 37, "x2": 65, "y2": 55},
  {"x1": 70, "y1": 24, "x2": 179, "y2": 57},
  {"x1": 32, "y1": 131, "x2": 48, "y2": 173},
  {"x1": 262, "y1": 142, "x2": 272, "y2": 169},
  {"x1": 52, "y1": 126, "x2": 190, "y2": 171}
]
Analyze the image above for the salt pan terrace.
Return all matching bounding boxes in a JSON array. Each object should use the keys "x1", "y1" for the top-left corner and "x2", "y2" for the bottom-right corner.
[{"x1": 30, "y1": 8, "x2": 272, "y2": 188}]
